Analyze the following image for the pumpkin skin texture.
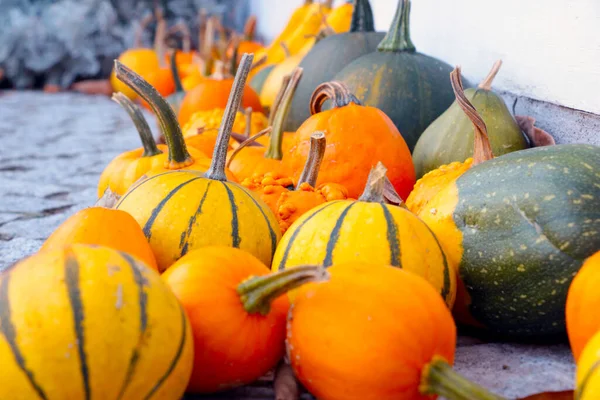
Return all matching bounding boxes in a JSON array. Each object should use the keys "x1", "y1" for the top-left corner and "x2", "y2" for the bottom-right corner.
[
  {"x1": 40, "y1": 205, "x2": 158, "y2": 271},
  {"x1": 413, "y1": 61, "x2": 528, "y2": 178},
  {"x1": 566, "y1": 251, "x2": 600, "y2": 361},
  {"x1": 0, "y1": 245, "x2": 193, "y2": 400},
  {"x1": 273, "y1": 164, "x2": 455, "y2": 307},
  {"x1": 162, "y1": 247, "x2": 290, "y2": 393},
  {"x1": 576, "y1": 330, "x2": 600, "y2": 400},
  {"x1": 420, "y1": 144, "x2": 600, "y2": 336},
  {"x1": 284, "y1": 82, "x2": 415, "y2": 199},
  {"x1": 333, "y1": 0, "x2": 469, "y2": 150},
  {"x1": 288, "y1": 262, "x2": 457, "y2": 400}
]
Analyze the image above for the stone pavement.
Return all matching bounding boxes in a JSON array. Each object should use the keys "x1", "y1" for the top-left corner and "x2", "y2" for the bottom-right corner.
[{"x1": 0, "y1": 91, "x2": 576, "y2": 399}]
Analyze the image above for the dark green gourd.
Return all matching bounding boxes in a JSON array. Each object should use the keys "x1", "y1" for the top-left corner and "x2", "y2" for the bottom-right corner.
[
  {"x1": 333, "y1": 0, "x2": 468, "y2": 150},
  {"x1": 413, "y1": 60, "x2": 529, "y2": 178},
  {"x1": 283, "y1": 0, "x2": 385, "y2": 131}
]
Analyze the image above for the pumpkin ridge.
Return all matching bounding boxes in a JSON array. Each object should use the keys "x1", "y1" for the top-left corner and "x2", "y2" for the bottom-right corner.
[
  {"x1": 323, "y1": 203, "x2": 357, "y2": 267},
  {"x1": 64, "y1": 254, "x2": 91, "y2": 400},
  {"x1": 142, "y1": 177, "x2": 202, "y2": 239},
  {"x1": 423, "y1": 223, "x2": 453, "y2": 304},
  {"x1": 380, "y1": 204, "x2": 401, "y2": 267},
  {"x1": 115, "y1": 252, "x2": 149, "y2": 399},
  {"x1": 179, "y1": 181, "x2": 213, "y2": 257},
  {"x1": 276, "y1": 201, "x2": 342, "y2": 271},
  {"x1": 236, "y1": 184, "x2": 278, "y2": 256},
  {"x1": 221, "y1": 182, "x2": 241, "y2": 248},
  {"x1": 115, "y1": 170, "x2": 184, "y2": 209},
  {"x1": 0, "y1": 272, "x2": 49, "y2": 400},
  {"x1": 143, "y1": 305, "x2": 188, "y2": 399}
]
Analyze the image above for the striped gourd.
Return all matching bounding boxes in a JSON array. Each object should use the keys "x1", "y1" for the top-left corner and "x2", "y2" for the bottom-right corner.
[
  {"x1": 116, "y1": 54, "x2": 281, "y2": 272},
  {"x1": 272, "y1": 163, "x2": 456, "y2": 307},
  {"x1": 0, "y1": 244, "x2": 193, "y2": 400}
]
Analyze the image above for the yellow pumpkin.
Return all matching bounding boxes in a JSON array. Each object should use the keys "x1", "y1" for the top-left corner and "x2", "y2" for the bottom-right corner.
[
  {"x1": 116, "y1": 54, "x2": 281, "y2": 272},
  {"x1": 272, "y1": 162, "x2": 456, "y2": 307},
  {"x1": 577, "y1": 330, "x2": 600, "y2": 399},
  {"x1": 0, "y1": 244, "x2": 193, "y2": 399}
]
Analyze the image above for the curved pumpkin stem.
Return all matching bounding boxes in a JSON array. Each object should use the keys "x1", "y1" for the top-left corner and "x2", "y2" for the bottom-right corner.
[
  {"x1": 205, "y1": 53, "x2": 254, "y2": 181},
  {"x1": 377, "y1": 0, "x2": 416, "y2": 53},
  {"x1": 310, "y1": 81, "x2": 362, "y2": 115},
  {"x1": 114, "y1": 61, "x2": 193, "y2": 169},
  {"x1": 478, "y1": 60, "x2": 503, "y2": 91},
  {"x1": 111, "y1": 92, "x2": 162, "y2": 157},
  {"x1": 264, "y1": 67, "x2": 304, "y2": 160},
  {"x1": 359, "y1": 162, "x2": 387, "y2": 203},
  {"x1": 297, "y1": 132, "x2": 326, "y2": 188},
  {"x1": 420, "y1": 357, "x2": 506, "y2": 400},
  {"x1": 350, "y1": 0, "x2": 376, "y2": 33},
  {"x1": 237, "y1": 266, "x2": 329, "y2": 315},
  {"x1": 450, "y1": 67, "x2": 494, "y2": 165},
  {"x1": 226, "y1": 127, "x2": 272, "y2": 168}
]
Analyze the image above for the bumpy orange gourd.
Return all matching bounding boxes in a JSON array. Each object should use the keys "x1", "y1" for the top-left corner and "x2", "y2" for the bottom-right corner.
[
  {"x1": 0, "y1": 244, "x2": 193, "y2": 400},
  {"x1": 567, "y1": 251, "x2": 600, "y2": 361},
  {"x1": 41, "y1": 195, "x2": 158, "y2": 270},
  {"x1": 284, "y1": 81, "x2": 415, "y2": 199},
  {"x1": 163, "y1": 247, "x2": 309, "y2": 393},
  {"x1": 287, "y1": 262, "x2": 501, "y2": 400}
]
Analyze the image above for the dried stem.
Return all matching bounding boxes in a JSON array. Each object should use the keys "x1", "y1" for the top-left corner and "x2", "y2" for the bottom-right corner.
[
  {"x1": 478, "y1": 60, "x2": 503, "y2": 91},
  {"x1": 359, "y1": 162, "x2": 387, "y2": 203},
  {"x1": 111, "y1": 92, "x2": 162, "y2": 157},
  {"x1": 226, "y1": 127, "x2": 272, "y2": 168},
  {"x1": 134, "y1": 13, "x2": 154, "y2": 48},
  {"x1": 269, "y1": 75, "x2": 291, "y2": 126},
  {"x1": 297, "y1": 132, "x2": 326, "y2": 188},
  {"x1": 310, "y1": 81, "x2": 361, "y2": 114}
]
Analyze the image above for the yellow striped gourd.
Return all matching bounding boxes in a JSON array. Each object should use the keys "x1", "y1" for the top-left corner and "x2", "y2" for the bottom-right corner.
[
  {"x1": 272, "y1": 163, "x2": 456, "y2": 307},
  {"x1": 0, "y1": 244, "x2": 193, "y2": 399},
  {"x1": 116, "y1": 54, "x2": 281, "y2": 272}
]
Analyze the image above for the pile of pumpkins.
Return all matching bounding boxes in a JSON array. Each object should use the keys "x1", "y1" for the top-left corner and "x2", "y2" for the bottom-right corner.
[{"x1": 2, "y1": 0, "x2": 600, "y2": 399}]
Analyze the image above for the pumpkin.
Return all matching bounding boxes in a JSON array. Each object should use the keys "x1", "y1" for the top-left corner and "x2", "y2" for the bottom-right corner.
[
  {"x1": 333, "y1": 0, "x2": 470, "y2": 150},
  {"x1": 412, "y1": 60, "x2": 528, "y2": 178},
  {"x1": 178, "y1": 61, "x2": 263, "y2": 126},
  {"x1": 0, "y1": 244, "x2": 193, "y2": 399},
  {"x1": 285, "y1": 0, "x2": 385, "y2": 131},
  {"x1": 227, "y1": 16, "x2": 264, "y2": 60},
  {"x1": 576, "y1": 330, "x2": 600, "y2": 400},
  {"x1": 273, "y1": 162, "x2": 455, "y2": 306},
  {"x1": 116, "y1": 54, "x2": 281, "y2": 272},
  {"x1": 227, "y1": 68, "x2": 303, "y2": 181},
  {"x1": 406, "y1": 67, "x2": 494, "y2": 216},
  {"x1": 325, "y1": 0, "x2": 354, "y2": 33},
  {"x1": 162, "y1": 246, "x2": 318, "y2": 393},
  {"x1": 40, "y1": 192, "x2": 158, "y2": 270},
  {"x1": 418, "y1": 143, "x2": 600, "y2": 336},
  {"x1": 249, "y1": 64, "x2": 276, "y2": 95},
  {"x1": 139, "y1": 22, "x2": 175, "y2": 111},
  {"x1": 242, "y1": 132, "x2": 349, "y2": 233},
  {"x1": 98, "y1": 93, "x2": 167, "y2": 197},
  {"x1": 284, "y1": 81, "x2": 415, "y2": 199},
  {"x1": 287, "y1": 262, "x2": 502, "y2": 400},
  {"x1": 567, "y1": 251, "x2": 600, "y2": 361}
]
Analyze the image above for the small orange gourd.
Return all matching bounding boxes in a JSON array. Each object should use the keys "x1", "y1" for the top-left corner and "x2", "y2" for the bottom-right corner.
[
  {"x1": 287, "y1": 262, "x2": 503, "y2": 400},
  {"x1": 227, "y1": 16, "x2": 264, "y2": 60},
  {"x1": 566, "y1": 251, "x2": 600, "y2": 361},
  {"x1": 163, "y1": 246, "x2": 314, "y2": 393},
  {"x1": 41, "y1": 192, "x2": 158, "y2": 270},
  {"x1": 139, "y1": 21, "x2": 175, "y2": 110},
  {"x1": 284, "y1": 80, "x2": 416, "y2": 199}
]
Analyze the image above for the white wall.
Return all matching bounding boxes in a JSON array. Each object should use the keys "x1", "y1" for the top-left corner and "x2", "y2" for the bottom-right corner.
[{"x1": 249, "y1": 0, "x2": 600, "y2": 115}]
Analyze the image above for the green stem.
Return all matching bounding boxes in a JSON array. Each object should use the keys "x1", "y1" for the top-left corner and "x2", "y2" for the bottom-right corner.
[
  {"x1": 111, "y1": 93, "x2": 162, "y2": 157},
  {"x1": 114, "y1": 60, "x2": 193, "y2": 168},
  {"x1": 297, "y1": 132, "x2": 326, "y2": 188},
  {"x1": 377, "y1": 0, "x2": 416, "y2": 52},
  {"x1": 350, "y1": 0, "x2": 375, "y2": 33},
  {"x1": 204, "y1": 53, "x2": 254, "y2": 181},
  {"x1": 420, "y1": 357, "x2": 506, "y2": 400},
  {"x1": 358, "y1": 162, "x2": 387, "y2": 203},
  {"x1": 170, "y1": 50, "x2": 184, "y2": 94},
  {"x1": 237, "y1": 266, "x2": 329, "y2": 315},
  {"x1": 264, "y1": 67, "x2": 303, "y2": 160}
]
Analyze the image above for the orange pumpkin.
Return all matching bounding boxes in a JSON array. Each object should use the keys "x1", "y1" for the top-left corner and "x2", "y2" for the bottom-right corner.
[
  {"x1": 227, "y1": 16, "x2": 264, "y2": 61},
  {"x1": 40, "y1": 193, "x2": 158, "y2": 271},
  {"x1": 163, "y1": 247, "x2": 307, "y2": 393},
  {"x1": 567, "y1": 251, "x2": 600, "y2": 361},
  {"x1": 178, "y1": 61, "x2": 264, "y2": 126},
  {"x1": 113, "y1": 61, "x2": 237, "y2": 181},
  {"x1": 227, "y1": 68, "x2": 302, "y2": 181},
  {"x1": 283, "y1": 81, "x2": 416, "y2": 199},
  {"x1": 288, "y1": 262, "x2": 502, "y2": 400}
]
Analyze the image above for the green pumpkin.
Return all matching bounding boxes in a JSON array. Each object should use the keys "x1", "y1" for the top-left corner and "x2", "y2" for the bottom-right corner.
[
  {"x1": 422, "y1": 144, "x2": 600, "y2": 337},
  {"x1": 333, "y1": 0, "x2": 470, "y2": 150},
  {"x1": 283, "y1": 0, "x2": 385, "y2": 132},
  {"x1": 250, "y1": 64, "x2": 276, "y2": 96},
  {"x1": 413, "y1": 61, "x2": 529, "y2": 178}
]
